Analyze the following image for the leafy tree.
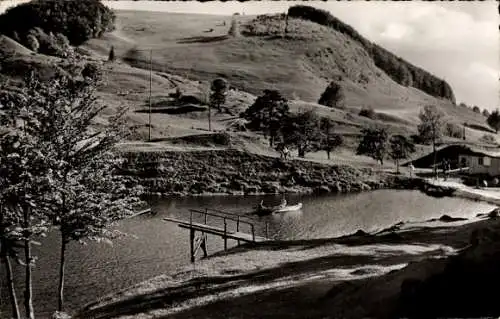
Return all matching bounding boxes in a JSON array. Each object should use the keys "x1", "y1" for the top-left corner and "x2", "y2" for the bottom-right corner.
[
  {"x1": 1, "y1": 72, "x2": 144, "y2": 314},
  {"x1": 228, "y1": 15, "x2": 239, "y2": 37},
  {"x1": 207, "y1": 78, "x2": 229, "y2": 131},
  {"x1": 242, "y1": 89, "x2": 289, "y2": 147},
  {"x1": 482, "y1": 109, "x2": 490, "y2": 118},
  {"x1": 472, "y1": 105, "x2": 481, "y2": 113},
  {"x1": 281, "y1": 109, "x2": 322, "y2": 158},
  {"x1": 0, "y1": 0, "x2": 116, "y2": 46},
  {"x1": 318, "y1": 81, "x2": 345, "y2": 109},
  {"x1": 356, "y1": 127, "x2": 389, "y2": 165},
  {"x1": 0, "y1": 112, "x2": 53, "y2": 319},
  {"x1": 417, "y1": 105, "x2": 444, "y2": 177},
  {"x1": 389, "y1": 135, "x2": 416, "y2": 173},
  {"x1": 487, "y1": 109, "x2": 500, "y2": 133},
  {"x1": 319, "y1": 117, "x2": 343, "y2": 160}
]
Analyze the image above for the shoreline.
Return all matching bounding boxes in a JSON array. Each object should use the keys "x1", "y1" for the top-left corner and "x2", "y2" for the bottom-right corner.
[
  {"x1": 75, "y1": 206, "x2": 500, "y2": 319},
  {"x1": 118, "y1": 148, "x2": 409, "y2": 199},
  {"x1": 73, "y1": 150, "x2": 500, "y2": 318}
]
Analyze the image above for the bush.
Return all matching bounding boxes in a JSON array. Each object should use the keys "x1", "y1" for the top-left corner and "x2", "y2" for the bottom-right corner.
[
  {"x1": 444, "y1": 123, "x2": 464, "y2": 139},
  {"x1": 26, "y1": 28, "x2": 73, "y2": 57},
  {"x1": 359, "y1": 107, "x2": 376, "y2": 119},
  {"x1": 25, "y1": 34, "x2": 39, "y2": 52},
  {"x1": 318, "y1": 81, "x2": 345, "y2": 109},
  {"x1": 480, "y1": 134, "x2": 496, "y2": 144},
  {"x1": 0, "y1": 0, "x2": 116, "y2": 46},
  {"x1": 81, "y1": 63, "x2": 102, "y2": 81}
]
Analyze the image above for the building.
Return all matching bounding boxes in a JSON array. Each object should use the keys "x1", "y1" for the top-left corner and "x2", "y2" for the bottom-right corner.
[
  {"x1": 408, "y1": 144, "x2": 500, "y2": 177},
  {"x1": 458, "y1": 147, "x2": 500, "y2": 176}
]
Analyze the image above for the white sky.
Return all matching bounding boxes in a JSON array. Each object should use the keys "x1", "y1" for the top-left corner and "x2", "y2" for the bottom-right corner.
[{"x1": 2, "y1": 0, "x2": 498, "y2": 110}]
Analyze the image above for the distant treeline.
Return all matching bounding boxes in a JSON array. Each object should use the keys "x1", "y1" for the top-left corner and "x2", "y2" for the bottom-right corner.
[{"x1": 288, "y1": 5, "x2": 456, "y2": 104}]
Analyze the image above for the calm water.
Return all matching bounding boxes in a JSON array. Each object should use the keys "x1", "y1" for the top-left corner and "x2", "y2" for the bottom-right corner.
[{"x1": 1, "y1": 190, "x2": 496, "y2": 317}]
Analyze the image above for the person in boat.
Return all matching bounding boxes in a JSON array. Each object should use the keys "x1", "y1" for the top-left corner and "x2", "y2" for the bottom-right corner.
[{"x1": 279, "y1": 198, "x2": 287, "y2": 209}]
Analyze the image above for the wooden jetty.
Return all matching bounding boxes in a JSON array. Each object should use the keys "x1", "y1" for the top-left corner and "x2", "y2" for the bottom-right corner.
[{"x1": 164, "y1": 208, "x2": 269, "y2": 262}]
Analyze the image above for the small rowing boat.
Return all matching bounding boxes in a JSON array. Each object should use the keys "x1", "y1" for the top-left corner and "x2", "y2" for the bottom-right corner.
[{"x1": 255, "y1": 201, "x2": 303, "y2": 216}]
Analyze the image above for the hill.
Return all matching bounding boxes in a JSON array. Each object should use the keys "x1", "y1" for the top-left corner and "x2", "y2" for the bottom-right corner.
[{"x1": 0, "y1": 8, "x2": 495, "y2": 167}]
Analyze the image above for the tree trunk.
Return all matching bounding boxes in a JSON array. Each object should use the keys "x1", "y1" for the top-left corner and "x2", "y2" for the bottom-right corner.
[
  {"x1": 57, "y1": 238, "x2": 67, "y2": 311},
  {"x1": 23, "y1": 207, "x2": 34, "y2": 319},
  {"x1": 1, "y1": 246, "x2": 21, "y2": 319},
  {"x1": 432, "y1": 138, "x2": 437, "y2": 179},
  {"x1": 208, "y1": 105, "x2": 212, "y2": 131},
  {"x1": 269, "y1": 135, "x2": 274, "y2": 147},
  {"x1": 327, "y1": 151, "x2": 331, "y2": 160},
  {"x1": 380, "y1": 158, "x2": 384, "y2": 165},
  {"x1": 298, "y1": 147, "x2": 305, "y2": 158},
  {"x1": 396, "y1": 159, "x2": 400, "y2": 174}
]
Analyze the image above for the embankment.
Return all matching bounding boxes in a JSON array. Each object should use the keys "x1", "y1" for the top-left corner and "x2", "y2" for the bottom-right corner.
[{"x1": 116, "y1": 149, "x2": 410, "y2": 197}]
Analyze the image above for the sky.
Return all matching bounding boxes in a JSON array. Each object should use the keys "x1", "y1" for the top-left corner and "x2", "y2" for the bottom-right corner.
[{"x1": 1, "y1": 0, "x2": 498, "y2": 110}]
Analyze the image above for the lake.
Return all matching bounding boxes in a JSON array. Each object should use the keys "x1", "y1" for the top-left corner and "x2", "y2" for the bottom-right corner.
[{"x1": 1, "y1": 190, "x2": 496, "y2": 317}]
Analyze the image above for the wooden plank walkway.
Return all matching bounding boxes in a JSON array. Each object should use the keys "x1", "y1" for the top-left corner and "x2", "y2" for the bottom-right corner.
[
  {"x1": 163, "y1": 216, "x2": 267, "y2": 242},
  {"x1": 163, "y1": 208, "x2": 269, "y2": 262}
]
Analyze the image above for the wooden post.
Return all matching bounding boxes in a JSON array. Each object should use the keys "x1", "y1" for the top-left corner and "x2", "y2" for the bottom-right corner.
[
  {"x1": 265, "y1": 222, "x2": 269, "y2": 239},
  {"x1": 148, "y1": 49, "x2": 153, "y2": 141},
  {"x1": 190, "y1": 229, "x2": 195, "y2": 263},
  {"x1": 223, "y1": 218, "x2": 228, "y2": 251},
  {"x1": 204, "y1": 209, "x2": 208, "y2": 225},
  {"x1": 201, "y1": 234, "x2": 208, "y2": 258},
  {"x1": 190, "y1": 210, "x2": 193, "y2": 225},
  {"x1": 251, "y1": 224, "x2": 255, "y2": 242},
  {"x1": 236, "y1": 216, "x2": 240, "y2": 246}
]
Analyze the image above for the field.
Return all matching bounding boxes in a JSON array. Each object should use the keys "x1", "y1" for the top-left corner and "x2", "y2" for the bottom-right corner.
[{"x1": 1, "y1": 10, "x2": 495, "y2": 168}]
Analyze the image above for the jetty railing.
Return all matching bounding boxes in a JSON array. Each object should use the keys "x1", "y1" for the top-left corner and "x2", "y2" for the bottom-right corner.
[{"x1": 188, "y1": 208, "x2": 269, "y2": 247}]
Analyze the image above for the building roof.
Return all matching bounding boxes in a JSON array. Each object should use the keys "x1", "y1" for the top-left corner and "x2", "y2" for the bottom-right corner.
[{"x1": 460, "y1": 145, "x2": 500, "y2": 158}]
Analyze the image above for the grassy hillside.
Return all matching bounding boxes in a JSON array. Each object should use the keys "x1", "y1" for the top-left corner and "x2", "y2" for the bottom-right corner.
[{"x1": 0, "y1": 9, "x2": 495, "y2": 168}]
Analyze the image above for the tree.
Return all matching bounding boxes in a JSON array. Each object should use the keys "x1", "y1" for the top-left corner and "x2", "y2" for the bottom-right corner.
[
  {"x1": 318, "y1": 81, "x2": 345, "y2": 109},
  {"x1": 108, "y1": 45, "x2": 115, "y2": 62},
  {"x1": 487, "y1": 109, "x2": 500, "y2": 133},
  {"x1": 319, "y1": 117, "x2": 343, "y2": 160},
  {"x1": 482, "y1": 109, "x2": 490, "y2": 118},
  {"x1": 281, "y1": 109, "x2": 322, "y2": 158},
  {"x1": 0, "y1": 0, "x2": 116, "y2": 46},
  {"x1": 389, "y1": 135, "x2": 416, "y2": 173},
  {"x1": 0, "y1": 72, "x2": 144, "y2": 314},
  {"x1": 0, "y1": 205, "x2": 23, "y2": 319},
  {"x1": 356, "y1": 127, "x2": 389, "y2": 165},
  {"x1": 228, "y1": 15, "x2": 239, "y2": 37},
  {"x1": 0, "y1": 107, "x2": 53, "y2": 319},
  {"x1": 472, "y1": 105, "x2": 481, "y2": 113},
  {"x1": 206, "y1": 78, "x2": 229, "y2": 131},
  {"x1": 417, "y1": 105, "x2": 444, "y2": 177},
  {"x1": 242, "y1": 89, "x2": 289, "y2": 147}
]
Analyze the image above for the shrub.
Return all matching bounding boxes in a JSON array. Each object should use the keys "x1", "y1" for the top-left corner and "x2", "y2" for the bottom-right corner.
[
  {"x1": 26, "y1": 34, "x2": 39, "y2": 52},
  {"x1": 0, "y1": 0, "x2": 116, "y2": 46},
  {"x1": 444, "y1": 123, "x2": 464, "y2": 139},
  {"x1": 213, "y1": 132, "x2": 231, "y2": 146},
  {"x1": 81, "y1": 63, "x2": 102, "y2": 81},
  {"x1": 359, "y1": 107, "x2": 376, "y2": 119},
  {"x1": 318, "y1": 81, "x2": 345, "y2": 109},
  {"x1": 26, "y1": 28, "x2": 72, "y2": 57},
  {"x1": 480, "y1": 134, "x2": 496, "y2": 144}
]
